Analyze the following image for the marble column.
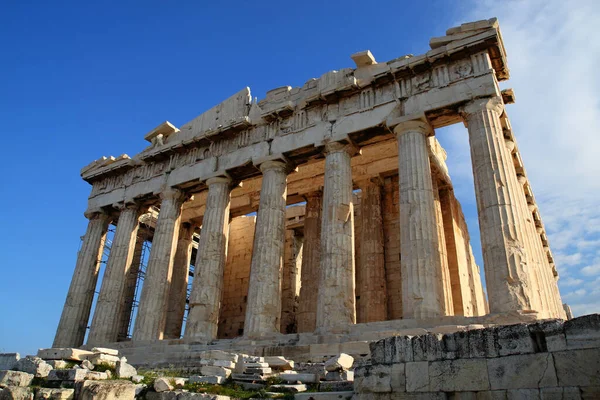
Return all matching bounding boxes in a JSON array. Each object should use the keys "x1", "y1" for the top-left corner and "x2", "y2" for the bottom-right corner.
[
  {"x1": 133, "y1": 188, "x2": 187, "y2": 341},
  {"x1": 460, "y1": 97, "x2": 536, "y2": 315},
  {"x1": 88, "y1": 204, "x2": 142, "y2": 345},
  {"x1": 316, "y1": 142, "x2": 357, "y2": 331},
  {"x1": 53, "y1": 212, "x2": 111, "y2": 348},
  {"x1": 164, "y1": 222, "x2": 195, "y2": 339},
  {"x1": 185, "y1": 177, "x2": 232, "y2": 340},
  {"x1": 245, "y1": 161, "x2": 289, "y2": 338},
  {"x1": 395, "y1": 119, "x2": 445, "y2": 319},
  {"x1": 297, "y1": 191, "x2": 322, "y2": 333},
  {"x1": 357, "y1": 180, "x2": 388, "y2": 323},
  {"x1": 117, "y1": 229, "x2": 148, "y2": 341},
  {"x1": 432, "y1": 178, "x2": 454, "y2": 316}
]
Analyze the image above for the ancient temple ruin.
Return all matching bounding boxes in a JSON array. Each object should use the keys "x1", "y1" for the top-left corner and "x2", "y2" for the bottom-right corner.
[{"x1": 53, "y1": 18, "x2": 568, "y2": 363}]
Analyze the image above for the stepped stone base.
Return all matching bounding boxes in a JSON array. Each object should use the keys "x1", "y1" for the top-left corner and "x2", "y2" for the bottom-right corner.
[{"x1": 81, "y1": 313, "x2": 537, "y2": 368}]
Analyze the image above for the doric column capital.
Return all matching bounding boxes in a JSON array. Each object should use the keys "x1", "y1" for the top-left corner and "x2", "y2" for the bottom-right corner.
[
  {"x1": 206, "y1": 176, "x2": 232, "y2": 187},
  {"x1": 392, "y1": 117, "x2": 433, "y2": 138},
  {"x1": 160, "y1": 187, "x2": 188, "y2": 202},
  {"x1": 459, "y1": 96, "x2": 504, "y2": 120},
  {"x1": 323, "y1": 141, "x2": 360, "y2": 157},
  {"x1": 259, "y1": 159, "x2": 295, "y2": 175},
  {"x1": 112, "y1": 201, "x2": 147, "y2": 215},
  {"x1": 83, "y1": 209, "x2": 111, "y2": 221}
]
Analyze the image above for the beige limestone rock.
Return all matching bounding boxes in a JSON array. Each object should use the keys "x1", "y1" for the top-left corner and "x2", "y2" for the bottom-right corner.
[
  {"x1": 405, "y1": 361, "x2": 429, "y2": 392},
  {"x1": 264, "y1": 356, "x2": 294, "y2": 371},
  {"x1": 46, "y1": 361, "x2": 69, "y2": 370},
  {"x1": 189, "y1": 376, "x2": 224, "y2": 385},
  {"x1": 324, "y1": 353, "x2": 354, "y2": 372},
  {"x1": 34, "y1": 388, "x2": 74, "y2": 400},
  {"x1": 87, "y1": 354, "x2": 119, "y2": 367},
  {"x1": 429, "y1": 359, "x2": 490, "y2": 392},
  {"x1": 279, "y1": 372, "x2": 318, "y2": 383},
  {"x1": 80, "y1": 380, "x2": 136, "y2": 400},
  {"x1": 354, "y1": 365, "x2": 392, "y2": 393},
  {"x1": 0, "y1": 371, "x2": 34, "y2": 388},
  {"x1": 199, "y1": 351, "x2": 238, "y2": 363},
  {"x1": 553, "y1": 348, "x2": 600, "y2": 387},
  {"x1": 0, "y1": 387, "x2": 33, "y2": 400},
  {"x1": 115, "y1": 361, "x2": 136, "y2": 379},
  {"x1": 85, "y1": 372, "x2": 109, "y2": 381},
  {"x1": 15, "y1": 357, "x2": 52, "y2": 378},
  {"x1": 90, "y1": 348, "x2": 119, "y2": 356},
  {"x1": 81, "y1": 360, "x2": 94, "y2": 370}
]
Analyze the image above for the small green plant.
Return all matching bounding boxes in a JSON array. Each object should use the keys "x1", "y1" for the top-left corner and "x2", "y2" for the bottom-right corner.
[
  {"x1": 265, "y1": 375, "x2": 284, "y2": 386},
  {"x1": 55, "y1": 361, "x2": 77, "y2": 370},
  {"x1": 94, "y1": 362, "x2": 116, "y2": 375}
]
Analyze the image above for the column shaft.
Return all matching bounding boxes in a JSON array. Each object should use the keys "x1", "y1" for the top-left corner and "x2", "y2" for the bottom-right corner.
[
  {"x1": 357, "y1": 181, "x2": 388, "y2": 323},
  {"x1": 117, "y1": 230, "x2": 147, "y2": 341},
  {"x1": 396, "y1": 119, "x2": 445, "y2": 319},
  {"x1": 185, "y1": 177, "x2": 231, "y2": 340},
  {"x1": 53, "y1": 213, "x2": 111, "y2": 347},
  {"x1": 461, "y1": 97, "x2": 537, "y2": 315},
  {"x1": 245, "y1": 161, "x2": 289, "y2": 338},
  {"x1": 133, "y1": 188, "x2": 186, "y2": 341},
  {"x1": 297, "y1": 191, "x2": 322, "y2": 333},
  {"x1": 164, "y1": 223, "x2": 195, "y2": 339},
  {"x1": 432, "y1": 178, "x2": 454, "y2": 316},
  {"x1": 316, "y1": 142, "x2": 357, "y2": 330},
  {"x1": 88, "y1": 205, "x2": 141, "y2": 345}
]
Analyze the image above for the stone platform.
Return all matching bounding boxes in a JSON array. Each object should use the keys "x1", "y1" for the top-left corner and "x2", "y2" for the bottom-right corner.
[{"x1": 83, "y1": 313, "x2": 538, "y2": 368}]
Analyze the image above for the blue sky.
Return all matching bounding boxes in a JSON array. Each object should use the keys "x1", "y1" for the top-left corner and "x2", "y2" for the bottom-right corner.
[{"x1": 1, "y1": 1, "x2": 598, "y2": 356}]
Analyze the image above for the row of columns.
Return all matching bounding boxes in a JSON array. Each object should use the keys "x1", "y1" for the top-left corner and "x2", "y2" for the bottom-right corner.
[{"x1": 54, "y1": 95, "x2": 563, "y2": 348}]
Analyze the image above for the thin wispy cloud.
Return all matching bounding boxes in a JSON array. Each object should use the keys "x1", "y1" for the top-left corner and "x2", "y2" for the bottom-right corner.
[{"x1": 438, "y1": 0, "x2": 600, "y2": 316}]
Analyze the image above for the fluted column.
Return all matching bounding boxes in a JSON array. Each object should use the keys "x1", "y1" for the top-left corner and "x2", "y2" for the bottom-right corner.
[
  {"x1": 185, "y1": 177, "x2": 232, "y2": 340},
  {"x1": 316, "y1": 142, "x2": 357, "y2": 331},
  {"x1": 117, "y1": 229, "x2": 148, "y2": 341},
  {"x1": 460, "y1": 97, "x2": 536, "y2": 315},
  {"x1": 133, "y1": 188, "x2": 187, "y2": 341},
  {"x1": 395, "y1": 118, "x2": 445, "y2": 319},
  {"x1": 164, "y1": 222, "x2": 195, "y2": 339},
  {"x1": 357, "y1": 180, "x2": 387, "y2": 323},
  {"x1": 432, "y1": 178, "x2": 454, "y2": 316},
  {"x1": 297, "y1": 191, "x2": 322, "y2": 333},
  {"x1": 53, "y1": 212, "x2": 111, "y2": 348},
  {"x1": 245, "y1": 161, "x2": 289, "y2": 338},
  {"x1": 88, "y1": 204, "x2": 142, "y2": 345}
]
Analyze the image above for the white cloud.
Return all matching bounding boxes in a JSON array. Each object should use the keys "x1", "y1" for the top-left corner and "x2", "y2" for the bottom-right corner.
[{"x1": 443, "y1": 0, "x2": 600, "y2": 317}]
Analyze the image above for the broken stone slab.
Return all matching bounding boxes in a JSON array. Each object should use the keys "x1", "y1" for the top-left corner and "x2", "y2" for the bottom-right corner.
[
  {"x1": 230, "y1": 373, "x2": 265, "y2": 382},
  {"x1": 278, "y1": 373, "x2": 317, "y2": 383},
  {"x1": 34, "y1": 388, "x2": 74, "y2": 400},
  {"x1": 324, "y1": 353, "x2": 354, "y2": 372},
  {"x1": 153, "y1": 378, "x2": 173, "y2": 393},
  {"x1": 244, "y1": 367, "x2": 271, "y2": 375},
  {"x1": 564, "y1": 313, "x2": 600, "y2": 350},
  {"x1": 199, "y1": 360, "x2": 235, "y2": 369},
  {"x1": 324, "y1": 370, "x2": 353, "y2": 381},
  {"x1": 115, "y1": 361, "x2": 136, "y2": 379},
  {"x1": 47, "y1": 369, "x2": 87, "y2": 382},
  {"x1": 241, "y1": 355, "x2": 264, "y2": 363},
  {"x1": 270, "y1": 384, "x2": 307, "y2": 393},
  {"x1": 90, "y1": 348, "x2": 119, "y2": 357},
  {"x1": 80, "y1": 380, "x2": 136, "y2": 400},
  {"x1": 131, "y1": 375, "x2": 144, "y2": 384},
  {"x1": 15, "y1": 357, "x2": 53, "y2": 378},
  {"x1": 81, "y1": 360, "x2": 94, "y2": 371},
  {"x1": 200, "y1": 366, "x2": 230, "y2": 378},
  {"x1": 0, "y1": 355, "x2": 20, "y2": 371},
  {"x1": 0, "y1": 387, "x2": 33, "y2": 400},
  {"x1": 496, "y1": 324, "x2": 535, "y2": 356},
  {"x1": 264, "y1": 356, "x2": 294, "y2": 371},
  {"x1": 242, "y1": 362, "x2": 269, "y2": 368},
  {"x1": 189, "y1": 375, "x2": 224, "y2": 385},
  {"x1": 0, "y1": 371, "x2": 34, "y2": 388},
  {"x1": 87, "y1": 354, "x2": 119, "y2": 367},
  {"x1": 85, "y1": 372, "x2": 109, "y2": 381},
  {"x1": 319, "y1": 381, "x2": 353, "y2": 392},
  {"x1": 198, "y1": 351, "x2": 238, "y2": 363},
  {"x1": 294, "y1": 392, "x2": 353, "y2": 400},
  {"x1": 37, "y1": 349, "x2": 94, "y2": 362}
]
